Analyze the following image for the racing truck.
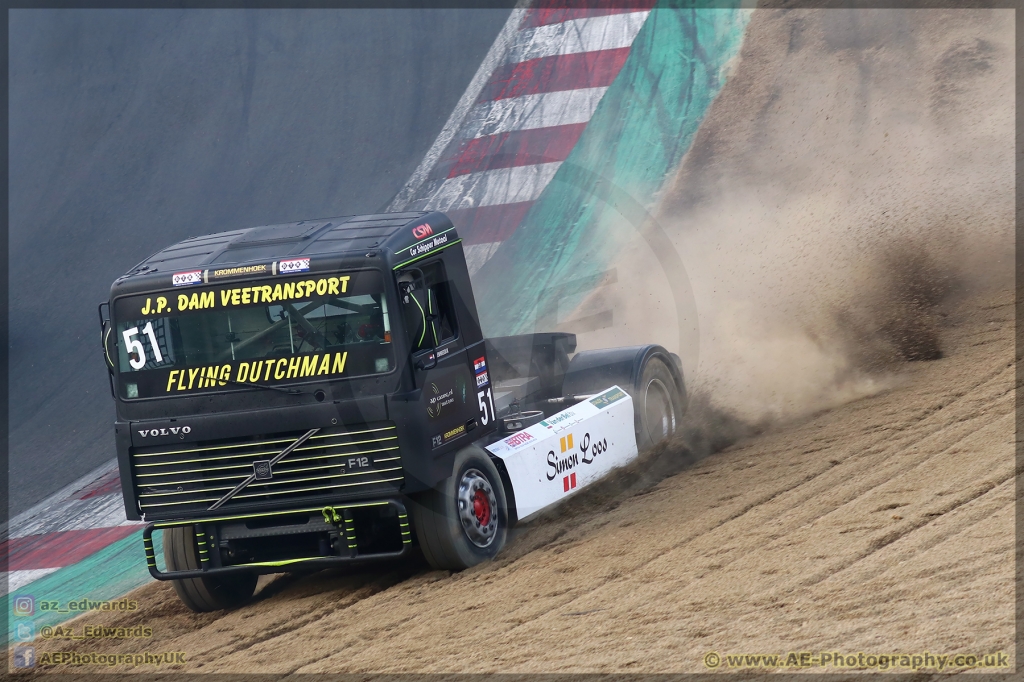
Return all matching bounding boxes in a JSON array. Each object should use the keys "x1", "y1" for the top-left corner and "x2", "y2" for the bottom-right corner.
[{"x1": 100, "y1": 211, "x2": 685, "y2": 611}]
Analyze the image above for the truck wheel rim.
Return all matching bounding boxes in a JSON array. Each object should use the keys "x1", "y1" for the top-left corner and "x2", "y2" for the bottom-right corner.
[
  {"x1": 644, "y1": 378, "x2": 676, "y2": 443},
  {"x1": 457, "y1": 469, "x2": 498, "y2": 548}
]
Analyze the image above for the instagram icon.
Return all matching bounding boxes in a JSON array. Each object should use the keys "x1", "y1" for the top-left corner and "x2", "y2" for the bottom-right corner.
[{"x1": 13, "y1": 594, "x2": 35, "y2": 616}]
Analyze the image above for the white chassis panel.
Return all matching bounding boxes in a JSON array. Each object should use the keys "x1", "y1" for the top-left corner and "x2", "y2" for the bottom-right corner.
[{"x1": 485, "y1": 386, "x2": 638, "y2": 522}]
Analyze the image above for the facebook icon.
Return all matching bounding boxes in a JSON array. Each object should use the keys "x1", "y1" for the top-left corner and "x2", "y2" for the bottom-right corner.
[{"x1": 13, "y1": 646, "x2": 36, "y2": 669}]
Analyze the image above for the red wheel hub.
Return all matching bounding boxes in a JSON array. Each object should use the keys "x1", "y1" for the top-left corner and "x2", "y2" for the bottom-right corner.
[{"x1": 472, "y1": 489, "x2": 491, "y2": 526}]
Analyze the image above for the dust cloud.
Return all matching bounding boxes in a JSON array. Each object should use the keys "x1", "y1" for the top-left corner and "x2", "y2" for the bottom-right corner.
[{"x1": 568, "y1": 8, "x2": 1013, "y2": 431}]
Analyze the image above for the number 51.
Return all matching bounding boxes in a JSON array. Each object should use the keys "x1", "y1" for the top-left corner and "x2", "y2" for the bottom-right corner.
[
  {"x1": 122, "y1": 321, "x2": 163, "y2": 370},
  {"x1": 477, "y1": 387, "x2": 494, "y2": 425}
]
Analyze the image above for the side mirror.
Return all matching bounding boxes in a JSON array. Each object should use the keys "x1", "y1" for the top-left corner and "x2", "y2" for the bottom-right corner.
[
  {"x1": 415, "y1": 351, "x2": 436, "y2": 371},
  {"x1": 102, "y1": 323, "x2": 116, "y2": 372},
  {"x1": 411, "y1": 350, "x2": 436, "y2": 372},
  {"x1": 98, "y1": 303, "x2": 115, "y2": 373},
  {"x1": 98, "y1": 302, "x2": 117, "y2": 399}
]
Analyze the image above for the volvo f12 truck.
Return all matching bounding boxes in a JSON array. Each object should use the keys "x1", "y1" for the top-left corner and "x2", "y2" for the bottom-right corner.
[{"x1": 100, "y1": 211, "x2": 685, "y2": 611}]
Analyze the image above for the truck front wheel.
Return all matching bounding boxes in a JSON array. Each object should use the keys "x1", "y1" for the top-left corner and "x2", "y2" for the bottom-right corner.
[
  {"x1": 164, "y1": 525, "x2": 257, "y2": 612},
  {"x1": 410, "y1": 446, "x2": 509, "y2": 571}
]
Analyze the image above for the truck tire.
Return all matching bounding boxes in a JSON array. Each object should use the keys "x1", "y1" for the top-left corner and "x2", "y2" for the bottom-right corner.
[
  {"x1": 562, "y1": 346, "x2": 685, "y2": 452},
  {"x1": 636, "y1": 357, "x2": 681, "y2": 451},
  {"x1": 164, "y1": 525, "x2": 257, "y2": 612},
  {"x1": 410, "y1": 446, "x2": 509, "y2": 571}
]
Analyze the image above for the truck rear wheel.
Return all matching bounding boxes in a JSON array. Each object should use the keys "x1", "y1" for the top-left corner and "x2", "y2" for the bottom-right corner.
[
  {"x1": 636, "y1": 357, "x2": 682, "y2": 451},
  {"x1": 164, "y1": 525, "x2": 257, "y2": 612},
  {"x1": 410, "y1": 446, "x2": 509, "y2": 571}
]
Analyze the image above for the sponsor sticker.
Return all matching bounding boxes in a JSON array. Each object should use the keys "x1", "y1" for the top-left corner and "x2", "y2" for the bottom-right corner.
[
  {"x1": 432, "y1": 423, "x2": 467, "y2": 449},
  {"x1": 502, "y1": 430, "x2": 534, "y2": 450},
  {"x1": 486, "y1": 428, "x2": 532, "y2": 455},
  {"x1": 546, "y1": 431, "x2": 608, "y2": 493},
  {"x1": 476, "y1": 370, "x2": 490, "y2": 388},
  {"x1": 160, "y1": 351, "x2": 348, "y2": 395},
  {"x1": 426, "y1": 382, "x2": 456, "y2": 419},
  {"x1": 173, "y1": 276, "x2": 351, "y2": 313},
  {"x1": 397, "y1": 226, "x2": 455, "y2": 259},
  {"x1": 540, "y1": 408, "x2": 584, "y2": 431},
  {"x1": 172, "y1": 270, "x2": 203, "y2": 287},
  {"x1": 210, "y1": 264, "x2": 269, "y2": 280},
  {"x1": 406, "y1": 232, "x2": 449, "y2": 259},
  {"x1": 590, "y1": 386, "x2": 628, "y2": 410},
  {"x1": 473, "y1": 356, "x2": 487, "y2": 373},
  {"x1": 547, "y1": 433, "x2": 578, "y2": 483},
  {"x1": 278, "y1": 257, "x2": 310, "y2": 274}
]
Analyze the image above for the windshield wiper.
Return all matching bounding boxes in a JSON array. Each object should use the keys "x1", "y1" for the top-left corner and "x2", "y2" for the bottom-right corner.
[{"x1": 213, "y1": 372, "x2": 305, "y2": 395}]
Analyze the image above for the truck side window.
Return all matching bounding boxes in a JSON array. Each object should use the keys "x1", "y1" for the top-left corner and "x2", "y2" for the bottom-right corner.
[{"x1": 400, "y1": 261, "x2": 458, "y2": 352}]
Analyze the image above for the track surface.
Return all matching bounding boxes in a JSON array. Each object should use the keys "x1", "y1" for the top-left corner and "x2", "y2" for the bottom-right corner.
[
  {"x1": 25, "y1": 284, "x2": 1014, "y2": 674},
  {"x1": 8, "y1": 8, "x2": 511, "y2": 515}
]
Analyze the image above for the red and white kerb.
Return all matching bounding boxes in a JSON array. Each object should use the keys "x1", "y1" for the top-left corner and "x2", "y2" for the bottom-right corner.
[{"x1": 397, "y1": 1, "x2": 656, "y2": 274}]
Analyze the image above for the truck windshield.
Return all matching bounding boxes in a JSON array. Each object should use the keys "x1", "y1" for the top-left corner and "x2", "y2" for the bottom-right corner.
[{"x1": 112, "y1": 270, "x2": 395, "y2": 399}]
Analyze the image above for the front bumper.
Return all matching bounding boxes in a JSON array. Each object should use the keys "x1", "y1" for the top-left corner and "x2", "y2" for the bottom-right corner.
[{"x1": 143, "y1": 498, "x2": 413, "y2": 580}]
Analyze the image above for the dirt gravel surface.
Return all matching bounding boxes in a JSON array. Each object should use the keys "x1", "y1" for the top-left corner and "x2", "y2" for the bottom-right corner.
[{"x1": 22, "y1": 284, "x2": 1015, "y2": 675}]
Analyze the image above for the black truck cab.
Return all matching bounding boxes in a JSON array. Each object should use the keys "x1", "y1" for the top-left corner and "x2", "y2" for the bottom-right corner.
[{"x1": 100, "y1": 211, "x2": 685, "y2": 612}]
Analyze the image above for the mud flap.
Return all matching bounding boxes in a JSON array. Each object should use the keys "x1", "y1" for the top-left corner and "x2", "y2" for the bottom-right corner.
[{"x1": 484, "y1": 386, "x2": 638, "y2": 523}]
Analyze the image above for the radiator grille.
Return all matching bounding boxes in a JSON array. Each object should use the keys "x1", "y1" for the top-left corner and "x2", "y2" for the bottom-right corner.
[{"x1": 131, "y1": 423, "x2": 402, "y2": 519}]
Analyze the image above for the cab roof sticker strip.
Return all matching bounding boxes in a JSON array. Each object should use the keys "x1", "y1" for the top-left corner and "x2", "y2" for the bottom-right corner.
[
  {"x1": 393, "y1": 225, "x2": 458, "y2": 255},
  {"x1": 393, "y1": 238, "x2": 463, "y2": 270}
]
